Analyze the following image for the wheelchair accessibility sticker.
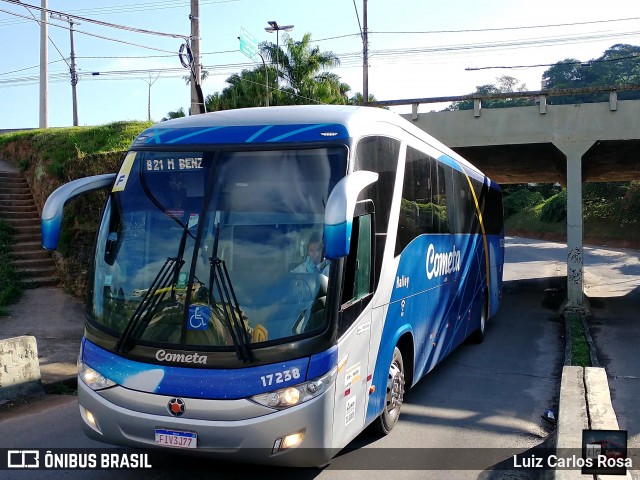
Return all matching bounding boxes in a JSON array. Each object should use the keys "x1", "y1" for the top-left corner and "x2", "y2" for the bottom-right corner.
[{"x1": 187, "y1": 305, "x2": 211, "y2": 331}]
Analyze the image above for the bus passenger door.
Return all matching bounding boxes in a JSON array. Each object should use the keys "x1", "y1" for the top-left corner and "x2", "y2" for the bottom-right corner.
[{"x1": 332, "y1": 210, "x2": 375, "y2": 447}]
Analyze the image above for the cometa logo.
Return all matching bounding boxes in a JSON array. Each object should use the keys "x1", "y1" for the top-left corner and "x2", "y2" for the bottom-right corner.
[
  {"x1": 156, "y1": 349, "x2": 208, "y2": 365},
  {"x1": 426, "y1": 243, "x2": 461, "y2": 280}
]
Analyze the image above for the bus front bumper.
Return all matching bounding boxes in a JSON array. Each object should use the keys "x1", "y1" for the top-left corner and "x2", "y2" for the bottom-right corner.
[{"x1": 77, "y1": 379, "x2": 337, "y2": 467}]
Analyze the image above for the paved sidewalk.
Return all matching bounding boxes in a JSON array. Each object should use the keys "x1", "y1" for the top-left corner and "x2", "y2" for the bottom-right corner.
[
  {"x1": 1, "y1": 155, "x2": 83, "y2": 389},
  {"x1": 0, "y1": 287, "x2": 85, "y2": 388}
]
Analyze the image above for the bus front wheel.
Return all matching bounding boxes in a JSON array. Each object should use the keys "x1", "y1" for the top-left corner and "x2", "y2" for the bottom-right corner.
[
  {"x1": 470, "y1": 295, "x2": 488, "y2": 344},
  {"x1": 374, "y1": 346, "x2": 405, "y2": 435}
]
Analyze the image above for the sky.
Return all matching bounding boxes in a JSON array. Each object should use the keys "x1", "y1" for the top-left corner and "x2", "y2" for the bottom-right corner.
[{"x1": 1, "y1": 0, "x2": 640, "y2": 129}]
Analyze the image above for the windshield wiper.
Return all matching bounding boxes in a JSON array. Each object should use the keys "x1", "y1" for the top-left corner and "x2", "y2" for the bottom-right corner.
[
  {"x1": 208, "y1": 223, "x2": 253, "y2": 362},
  {"x1": 115, "y1": 221, "x2": 195, "y2": 354},
  {"x1": 115, "y1": 256, "x2": 184, "y2": 354}
]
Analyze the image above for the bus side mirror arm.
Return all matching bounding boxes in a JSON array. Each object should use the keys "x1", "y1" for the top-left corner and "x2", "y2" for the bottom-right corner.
[
  {"x1": 324, "y1": 170, "x2": 378, "y2": 259},
  {"x1": 41, "y1": 173, "x2": 117, "y2": 250}
]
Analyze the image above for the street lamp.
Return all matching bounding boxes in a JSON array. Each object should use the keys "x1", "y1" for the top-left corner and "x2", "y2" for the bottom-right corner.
[{"x1": 265, "y1": 21, "x2": 294, "y2": 87}]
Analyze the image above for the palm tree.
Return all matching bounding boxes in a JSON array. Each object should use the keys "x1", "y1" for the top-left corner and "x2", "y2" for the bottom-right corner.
[
  {"x1": 206, "y1": 66, "x2": 279, "y2": 111},
  {"x1": 260, "y1": 33, "x2": 342, "y2": 105}
]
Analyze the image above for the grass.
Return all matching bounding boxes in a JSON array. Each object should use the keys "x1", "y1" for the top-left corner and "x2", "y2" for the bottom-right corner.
[
  {"x1": 0, "y1": 220, "x2": 24, "y2": 316},
  {"x1": 505, "y1": 212, "x2": 566, "y2": 238},
  {"x1": 0, "y1": 121, "x2": 153, "y2": 179},
  {"x1": 567, "y1": 313, "x2": 591, "y2": 367}
]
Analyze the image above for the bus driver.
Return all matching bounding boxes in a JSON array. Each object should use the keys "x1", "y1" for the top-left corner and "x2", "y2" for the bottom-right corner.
[{"x1": 292, "y1": 231, "x2": 329, "y2": 276}]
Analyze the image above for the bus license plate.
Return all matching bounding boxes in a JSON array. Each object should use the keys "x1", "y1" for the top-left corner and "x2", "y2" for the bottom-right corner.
[{"x1": 155, "y1": 429, "x2": 197, "y2": 449}]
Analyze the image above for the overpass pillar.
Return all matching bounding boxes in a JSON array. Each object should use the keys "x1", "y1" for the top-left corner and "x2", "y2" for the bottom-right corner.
[{"x1": 555, "y1": 141, "x2": 593, "y2": 313}]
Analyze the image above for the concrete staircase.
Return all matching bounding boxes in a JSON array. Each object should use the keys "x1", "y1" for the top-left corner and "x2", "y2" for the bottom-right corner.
[{"x1": 0, "y1": 171, "x2": 58, "y2": 288}]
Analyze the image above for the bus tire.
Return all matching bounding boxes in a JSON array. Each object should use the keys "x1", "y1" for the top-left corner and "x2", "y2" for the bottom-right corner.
[
  {"x1": 470, "y1": 295, "x2": 488, "y2": 344},
  {"x1": 373, "y1": 346, "x2": 405, "y2": 435}
]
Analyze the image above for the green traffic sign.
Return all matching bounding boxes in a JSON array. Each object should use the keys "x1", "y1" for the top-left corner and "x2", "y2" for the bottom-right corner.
[{"x1": 239, "y1": 27, "x2": 259, "y2": 61}]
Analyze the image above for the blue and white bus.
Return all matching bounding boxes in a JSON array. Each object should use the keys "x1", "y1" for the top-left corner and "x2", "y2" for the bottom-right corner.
[{"x1": 43, "y1": 105, "x2": 504, "y2": 466}]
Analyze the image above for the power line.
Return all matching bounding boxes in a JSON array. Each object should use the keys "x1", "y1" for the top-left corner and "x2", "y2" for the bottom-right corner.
[
  {"x1": 465, "y1": 53, "x2": 640, "y2": 71},
  {"x1": 0, "y1": 0, "x2": 188, "y2": 39},
  {"x1": 7, "y1": 2, "x2": 71, "y2": 69},
  {"x1": 0, "y1": 58, "x2": 67, "y2": 76},
  {"x1": 369, "y1": 15, "x2": 640, "y2": 35},
  {"x1": 351, "y1": 0, "x2": 363, "y2": 39},
  {"x1": 0, "y1": 0, "x2": 238, "y2": 27},
  {"x1": 0, "y1": 8, "x2": 179, "y2": 54}
]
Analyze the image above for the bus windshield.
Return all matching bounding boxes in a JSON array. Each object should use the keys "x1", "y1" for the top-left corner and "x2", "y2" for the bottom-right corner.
[{"x1": 90, "y1": 147, "x2": 347, "y2": 352}]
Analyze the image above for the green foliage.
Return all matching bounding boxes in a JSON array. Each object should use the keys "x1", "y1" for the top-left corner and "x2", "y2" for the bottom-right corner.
[
  {"x1": 543, "y1": 44, "x2": 640, "y2": 104},
  {"x1": 503, "y1": 189, "x2": 544, "y2": 217},
  {"x1": 568, "y1": 314, "x2": 590, "y2": 367},
  {"x1": 0, "y1": 221, "x2": 23, "y2": 316},
  {"x1": 619, "y1": 181, "x2": 640, "y2": 224},
  {"x1": 504, "y1": 182, "x2": 640, "y2": 246},
  {"x1": 204, "y1": 32, "x2": 350, "y2": 110},
  {"x1": 446, "y1": 75, "x2": 532, "y2": 111},
  {"x1": 582, "y1": 182, "x2": 625, "y2": 222},
  {"x1": 539, "y1": 191, "x2": 567, "y2": 223},
  {"x1": 0, "y1": 121, "x2": 152, "y2": 179},
  {"x1": 162, "y1": 107, "x2": 186, "y2": 121}
]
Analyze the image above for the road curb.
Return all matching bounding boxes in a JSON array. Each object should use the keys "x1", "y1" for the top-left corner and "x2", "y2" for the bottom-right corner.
[
  {"x1": 0, "y1": 335, "x2": 45, "y2": 401},
  {"x1": 554, "y1": 366, "x2": 632, "y2": 479},
  {"x1": 554, "y1": 306, "x2": 632, "y2": 480}
]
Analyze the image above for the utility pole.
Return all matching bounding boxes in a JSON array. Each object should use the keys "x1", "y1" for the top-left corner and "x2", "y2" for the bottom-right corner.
[
  {"x1": 69, "y1": 18, "x2": 79, "y2": 126},
  {"x1": 189, "y1": 0, "x2": 203, "y2": 114},
  {"x1": 363, "y1": 0, "x2": 369, "y2": 104},
  {"x1": 144, "y1": 73, "x2": 160, "y2": 121},
  {"x1": 51, "y1": 13, "x2": 79, "y2": 126},
  {"x1": 39, "y1": 0, "x2": 48, "y2": 128}
]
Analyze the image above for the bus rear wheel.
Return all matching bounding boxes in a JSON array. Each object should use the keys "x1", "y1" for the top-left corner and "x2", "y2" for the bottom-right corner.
[{"x1": 374, "y1": 346, "x2": 405, "y2": 435}]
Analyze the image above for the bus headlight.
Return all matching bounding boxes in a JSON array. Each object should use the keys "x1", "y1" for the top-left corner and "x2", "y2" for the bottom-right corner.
[
  {"x1": 79, "y1": 360, "x2": 116, "y2": 391},
  {"x1": 251, "y1": 367, "x2": 337, "y2": 409}
]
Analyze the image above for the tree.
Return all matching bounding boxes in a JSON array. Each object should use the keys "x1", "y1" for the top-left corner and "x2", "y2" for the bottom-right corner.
[
  {"x1": 445, "y1": 75, "x2": 532, "y2": 111},
  {"x1": 349, "y1": 92, "x2": 378, "y2": 104},
  {"x1": 205, "y1": 65, "x2": 279, "y2": 111},
  {"x1": 169, "y1": 32, "x2": 372, "y2": 113},
  {"x1": 260, "y1": 33, "x2": 345, "y2": 105},
  {"x1": 182, "y1": 69, "x2": 210, "y2": 85},
  {"x1": 161, "y1": 107, "x2": 186, "y2": 121},
  {"x1": 543, "y1": 44, "x2": 640, "y2": 104}
]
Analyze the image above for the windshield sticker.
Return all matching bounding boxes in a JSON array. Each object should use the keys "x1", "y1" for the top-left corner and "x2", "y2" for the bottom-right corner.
[
  {"x1": 345, "y1": 396, "x2": 356, "y2": 426},
  {"x1": 187, "y1": 214, "x2": 199, "y2": 229},
  {"x1": 166, "y1": 209, "x2": 184, "y2": 219},
  {"x1": 345, "y1": 363, "x2": 361, "y2": 388},
  {"x1": 112, "y1": 152, "x2": 136, "y2": 192},
  {"x1": 144, "y1": 156, "x2": 203, "y2": 172},
  {"x1": 187, "y1": 305, "x2": 211, "y2": 331}
]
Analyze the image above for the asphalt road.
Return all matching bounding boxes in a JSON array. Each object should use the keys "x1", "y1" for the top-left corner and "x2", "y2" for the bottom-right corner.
[{"x1": 1, "y1": 236, "x2": 606, "y2": 480}]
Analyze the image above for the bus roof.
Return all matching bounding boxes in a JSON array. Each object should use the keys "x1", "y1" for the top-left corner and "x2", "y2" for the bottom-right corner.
[{"x1": 133, "y1": 105, "x2": 486, "y2": 180}]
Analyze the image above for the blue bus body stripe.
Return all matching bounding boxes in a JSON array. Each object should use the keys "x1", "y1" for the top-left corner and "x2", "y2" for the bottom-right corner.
[
  {"x1": 245, "y1": 125, "x2": 273, "y2": 142},
  {"x1": 166, "y1": 126, "x2": 226, "y2": 144},
  {"x1": 267, "y1": 124, "x2": 331, "y2": 142},
  {"x1": 82, "y1": 339, "x2": 323, "y2": 400},
  {"x1": 132, "y1": 124, "x2": 349, "y2": 146}
]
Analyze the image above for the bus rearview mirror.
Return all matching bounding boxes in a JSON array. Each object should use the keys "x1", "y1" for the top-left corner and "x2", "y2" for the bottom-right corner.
[
  {"x1": 324, "y1": 170, "x2": 378, "y2": 259},
  {"x1": 42, "y1": 174, "x2": 116, "y2": 250}
]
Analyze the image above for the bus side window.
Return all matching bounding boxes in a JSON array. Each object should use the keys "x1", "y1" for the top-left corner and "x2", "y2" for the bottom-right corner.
[
  {"x1": 339, "y1": 213, "x2": 374, "y2": 336},
  {"x1": 355, "y1": 136, "x2": 400, "y2": 289},
  {"x1": 396, "y1": 146, "x2": 438, "y2": 255}
]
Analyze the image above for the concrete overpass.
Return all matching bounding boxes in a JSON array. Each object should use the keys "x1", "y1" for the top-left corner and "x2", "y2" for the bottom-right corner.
[{"x1": 373, "y1": 86, "x2": 640, "y2": 312}]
